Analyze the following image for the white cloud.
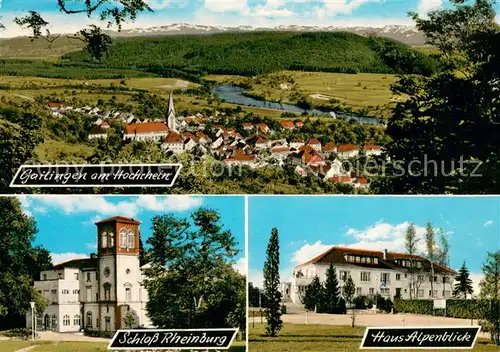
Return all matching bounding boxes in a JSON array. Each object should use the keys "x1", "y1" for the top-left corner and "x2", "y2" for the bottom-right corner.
[
  {"x1": 292, "y1": 240, "x2": 332, "y2": 265},
  {"x1": 316, "y1": 0, "x2": 379, "y2": 17},
  {"x1": 85, "y1": 242, "x2": 97, "y2": 251},
  {"x1": 51, "y1": 252, "x2": 88, "y2": 265},
  {"x1": 248, "y1": 269, "x2": 263, "y2": 288},
  {"x1": 418, "y1": 0, "x2": 443, "y2": 17},
  {"x1": 344, "y1": 221, "x2": 428, "y2": 254},
  {"x1": 22, "y1": 195, "x2": 203, "y2": 218},
  {"x1": 484, "y1": 220, "x2": 494, "y2": 227},
  {"x1": 233, "y1": 257, "x2": 247, "y2": 275},
  {"x1": 204, "y1": 0, "x2": 249, "y2": 13},
  {"x1": 147, "y1": 0, "x2": 171, "y2": 10},
  {"x1": 469, "y1": 272, "x2": 484, "y2": 297}
]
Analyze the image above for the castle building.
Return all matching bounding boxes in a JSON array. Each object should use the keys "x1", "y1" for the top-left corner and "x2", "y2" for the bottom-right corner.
[
  {"x1": 27, "y1": 216, "x2": 153, "y2": 333},
  {"x1": 285, "y1": 246, "x2": 456, "y2": 304}
]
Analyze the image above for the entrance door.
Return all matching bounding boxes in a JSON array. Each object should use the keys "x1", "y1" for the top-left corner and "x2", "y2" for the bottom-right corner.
[
  {"x1": 105, "y1": 317, "x2": 111, "y2": 331},
  {"x1": 44, "y1": 314, "x2": 50, "y2": 330},
  {"x1": 396, "y1": 288, "x2": 402, "y2": 298}
]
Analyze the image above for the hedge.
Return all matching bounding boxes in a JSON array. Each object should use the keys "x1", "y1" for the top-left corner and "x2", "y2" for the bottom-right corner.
[{"x1": 394, "y1": 299, "x2": 494, "y2": 319}]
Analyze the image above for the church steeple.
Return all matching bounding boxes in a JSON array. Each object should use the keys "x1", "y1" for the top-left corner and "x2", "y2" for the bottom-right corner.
[{"x1": 167, "y1": 91, "x2": 177, "y2": 131}]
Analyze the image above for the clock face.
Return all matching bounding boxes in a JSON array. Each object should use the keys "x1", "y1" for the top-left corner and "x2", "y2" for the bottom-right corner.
[{"x1": 104, "y1": 267, "x2": 111, "y2": 278}]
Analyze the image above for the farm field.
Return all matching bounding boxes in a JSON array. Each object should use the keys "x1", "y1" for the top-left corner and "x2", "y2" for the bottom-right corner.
[
  {"x1": 207, "y1": 71, "x2": 401, "y2": 117},
  {"x1": 249, "y1": 323, "x2": 497, "y2": 352}
]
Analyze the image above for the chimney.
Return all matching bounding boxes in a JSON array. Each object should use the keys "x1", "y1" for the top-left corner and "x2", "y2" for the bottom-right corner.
[
  {"x1": 90, "y1": 253, "x2": 97, "y2": 259},
  {"x1": 383, "y1": 249, "x2": 388, "y2": 260}
]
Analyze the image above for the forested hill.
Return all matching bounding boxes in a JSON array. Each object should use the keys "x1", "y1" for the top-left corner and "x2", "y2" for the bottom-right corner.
[{"x1": 64, "y1": 31, "x2": 439, "y2": 77}]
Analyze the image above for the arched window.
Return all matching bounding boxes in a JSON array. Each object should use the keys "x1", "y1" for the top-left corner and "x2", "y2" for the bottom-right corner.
[
  {"x1": 51, "y1": 315, "x2": 57, "y2": 328},
  {"x1": 86, "y1": 311, "x2": 92, "y2": 328},
  {"x1": 120, "y1": 228, "x2": 127, "y2": 249},
  {"x1": 74, "y1": 314, "x2": 80, "y2": 326},
  {"x1": 127, "y1": 229, "x2": 135, "y2": 249},
  {"x1": 101, "y1": 231, "x2": 108, "y2": 248},
  {"x1": 124, "y1": 283, "x2": 132, "y2": 301},
  {"x1": 109, "y1": 232, "x2": 114, "y2": 247},
  {"x1": 103, "y1": 282, "x2": 112, "y2": 300},
  {"x1": 63, "y1": 315, "x2": 70, "y2": 326}
]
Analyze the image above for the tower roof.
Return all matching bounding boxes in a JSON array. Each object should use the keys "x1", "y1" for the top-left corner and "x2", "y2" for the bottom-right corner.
[
  {"x1": 95, "y1": 216, "x2": 141, "y2": 225},
  {"x1": 168, "y1": 91, "x2": 175, "y2": 117}
]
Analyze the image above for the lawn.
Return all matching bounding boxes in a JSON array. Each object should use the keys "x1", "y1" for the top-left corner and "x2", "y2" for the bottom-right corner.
[
  {"x1": 0, "y1": 340, "x2": 51, "y2": 352},
  {"x1": 249, "y1": 323, "x2": 498, "y2": 352}
]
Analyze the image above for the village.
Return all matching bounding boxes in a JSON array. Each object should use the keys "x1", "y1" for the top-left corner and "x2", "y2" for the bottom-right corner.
[{"x1": 47, "y1": 92, "x2": 384, "y2": 189}]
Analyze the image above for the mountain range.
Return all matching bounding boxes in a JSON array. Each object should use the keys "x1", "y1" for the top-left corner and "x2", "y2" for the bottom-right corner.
[{"x1": 109, "y1": 23, "x2": 427, "y2": 46}]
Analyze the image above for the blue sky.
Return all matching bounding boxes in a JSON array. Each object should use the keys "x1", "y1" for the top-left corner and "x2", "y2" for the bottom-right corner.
[
  {"x1": 248, "y1": 196, "x2": 500, "y2": 294},
  {"x1": 18, "y1": 195, "x2": 246, "y2": 274},
  {"x1": 1, "y1": 1, "x2": 499, "y2": 37}
]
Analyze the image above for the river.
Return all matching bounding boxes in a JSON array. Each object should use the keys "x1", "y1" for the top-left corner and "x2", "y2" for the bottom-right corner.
[{"x1": 212, "y1": 84, "x2": 383, "y2": 125}]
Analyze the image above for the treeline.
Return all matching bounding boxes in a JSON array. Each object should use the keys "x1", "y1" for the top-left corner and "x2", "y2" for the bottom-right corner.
[{"x1": 63, "y1": 31, "x2": 439, "y2": 77}]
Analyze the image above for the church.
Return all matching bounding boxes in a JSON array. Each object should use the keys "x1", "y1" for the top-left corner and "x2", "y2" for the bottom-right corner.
[{"x1": 27, "y1": 216, "x2": 154, "y2": 333}]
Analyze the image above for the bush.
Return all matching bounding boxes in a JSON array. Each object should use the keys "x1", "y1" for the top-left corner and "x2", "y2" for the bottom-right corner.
[
  {"x1": 281, "y1": 305, "x2": 287, "y2": 315},
  {"x1": 354, "y1": 295, "x2": 367, "y2": 309},
  {"x1": 376, "y1": 295, "x2": 394, "y2": 313},
  {"x1": 394, "y1": 299, "x2": 491, "y2": 319},
  {"x1": 0, "y1": 328, "x2": 31, "y2": 338}
]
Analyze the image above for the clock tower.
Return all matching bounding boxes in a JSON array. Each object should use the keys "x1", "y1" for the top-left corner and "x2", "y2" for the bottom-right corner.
[{"x1": 95, "y1": 216, "x2": 142, "y2": 332}]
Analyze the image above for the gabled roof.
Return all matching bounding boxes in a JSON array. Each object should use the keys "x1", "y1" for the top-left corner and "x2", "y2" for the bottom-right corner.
[
  {"x1": 280, "y1": 120, "x2": 295, "y2": 128},
  {"x1": 225, "y1": 154, "x2": 257, "y2": 162},
  {"x1": 163, "y1": 131, "x2": 182, "y2": 143},
  {"x1": 48, "y1": 102, "x2": 64, "y2": 108},
  {"x1": 308, "y1": 138, "x2": 321, "y2": 145},
  {"x1": 95, "y1": 216, "x2": 141, "y2": 225},
  {"x1": 53, "y1": 258, "x2": 97, "y2": 270},
  {"x1": 297, "y1": 246, "x2": 456, "y2": 274},
  {"x1": 337, "y1": 144, "x2": 359, "y2": 152},
  {"x1": 329, "y1": 176, "x2": 352, "y2": 183},
  {"x1": 322, "y1": 142, "x2": 337, "y2": 152},
  {"x1": 124, "y1": 122, "x2": 169, "y2": 134},
  {"x1": 364, "y1": 144, "x2": 382, "y2": 151}
]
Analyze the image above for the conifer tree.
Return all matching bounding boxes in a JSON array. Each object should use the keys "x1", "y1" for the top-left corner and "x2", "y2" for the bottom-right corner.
[
  {"x1": 322, "y1": 263, "x2": 341, "y2": 313},
  {"x1": 453, "y1": 261, "x2": 474, "y2": 299},
  {"x1": 263, "y1": 228, "x2": 282, "y2": 337},
  {"x1": 303, "y1": 276, "x2": 323, "y2": 313}
]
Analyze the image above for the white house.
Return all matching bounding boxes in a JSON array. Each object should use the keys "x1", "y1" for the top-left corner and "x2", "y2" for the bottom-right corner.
[
  {"x1": 364, "y1": 144, "x2": 383, "y2": 157},
  {"x1": 337, "y1": 144, "x2": 359, "y2": 159},
  {"x1": 123, "y1": 122, "x2": 170, "y2": 142},
  {"x1": 286, "y1": 246, "x2": 456, "y2": 305},
  {"x1": 290, "y1": 139, "x2": 305, "y2": 150},
  {"x1": 161, "y1": 131, "x2": 184, "y2": 153},
  {"x1": 88, "y1": 126, "x2": 108, "y2": 140},
  {"x1": 27, "y1": 216, "x2": 154, "y2": 333}
]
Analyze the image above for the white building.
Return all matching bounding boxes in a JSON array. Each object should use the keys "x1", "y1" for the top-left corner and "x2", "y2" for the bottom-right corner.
[
  {"x1": 286, "y1": 246, "x2": 456, "y2": 305},
  {"x1": 167, "y1": 91, "x2": 177, "y2": 132},
  {"x1": 27, "y1": 216, "x2": 154, "y2": 333}
]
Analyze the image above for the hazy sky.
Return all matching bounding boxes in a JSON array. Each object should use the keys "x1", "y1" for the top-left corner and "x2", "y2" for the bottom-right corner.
[
  {"x1": 18, "y1": 195, "x2": 246, "y2": 274},
  {"x1": 248, "y1": 196, "x2": 500, "y2": 294},
  {"x1": 1, "y1": 1, "x2": 499, "y2": 37}
]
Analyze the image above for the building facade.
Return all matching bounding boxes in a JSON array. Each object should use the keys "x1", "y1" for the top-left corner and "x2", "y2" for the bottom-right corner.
[
  {"x1": 285, "y1": 246, "x2": 456, "y2": 305},
  {"x1": 27, "y1": 216, "x2": 154, "y2": 333}
]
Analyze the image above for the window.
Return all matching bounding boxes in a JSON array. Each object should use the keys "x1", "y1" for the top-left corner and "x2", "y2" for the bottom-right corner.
[
  {"x1": 355, "y1": 256, "x2": 360, "y2": 263},
  {"x1": 125, "y1": 287, "x2": 131, "y2": 301},
  {"x1": 361, "y1": 257, "x2": 366, "y2": 264},
  {"x1": 109, "y1": 233, "x2": 114, "y2": 248},
  {"x1": 356, "y1": 287, "x2": 362, "y2": 295},
  {"x1": 360, "y1": 272, "x2": 371, "y2": 282},
  {"x1": 418, "y1": 275, "x2": 424, "y2": 282},
  {"x1": 86, "y1": 273, "x2": 91, "y2": 282},
  {"x1": 381, "y1": 288, "x2": 390, "y2": 296},
  {"x1": 126, "y1": 269, "x2": 131, "y2": 275},
  {"x1": 102, "y1": 231, "x2": 108, "y2": 248},
  {"x1": 86, "y1": 312, "x2": 92, "y2": 328},
  {"x1": 74, "y1": 273, "x2": 79, "y2": 280},
  {"x1": 369, "y1": 288, "x2": 375, "y2": 296},
  {"x1": 74, "y1": 314, "x2": 80, "y2": 326},
  {"x1": 443, "y1": 290, "x2": 450, "y2": 298},
  {"x1": 51, "y1": 315, "x2": 57, "y2": 328},
  {"x1": 104, "y1": 283, "x2": 111, "y2": 300},
  {"x1": 339, "y1": 270, "x2": 349, "y2": 281},
  {"x1": 416, "y1": 261, "x2": 422, "y2": 268},
  {"x1": 396, "y1": 274, "x2": 401, "y2": 281},
  {"x1": 73, "y1": 289, "x2": 79, "y2": 295},
  {"x1": 86, "y1": 287, "x2": 92, "y2": 302},
  {"x1": 443, "y1": 276, "x2": 450, "y2": 284},
  {"x1": 373, "y1": 258, "x2": 378, "y2": 264},
  {"x1": 120, "y1": 229, "x2": 127, "y2": 249},
  {"x1": 417, "y1": 289, "x2": 424, "y2": 298},
  {"x1": 51, "y1": 289, "x2": 57, "y2": 303},
  {"x1": 381, "y1": 273, "x2": 390, "y2": 284},
  {"x1": 62, "y1": 289, "x2": 69, "y2": 294},
  {"x1": 63, "y1": 315, "x2": 70, "y2": 326},
  {"x1": 43, "y1": 274, "x2": 47, "y2": 280},
  {"x1": 127, "y1": 229, "x2": 135, "y2": 249},
  {"x1": 105, "y1": 317, "x2": 111, "y2": 332}
]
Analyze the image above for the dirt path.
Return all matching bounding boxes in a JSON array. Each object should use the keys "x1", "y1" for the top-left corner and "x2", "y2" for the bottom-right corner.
[
  {"x1": 14, "y1": 346, "x2": 38, "y2": 352},
  {"x1": 36, "y1": 331, "x2": 109, "y2": 342}
]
